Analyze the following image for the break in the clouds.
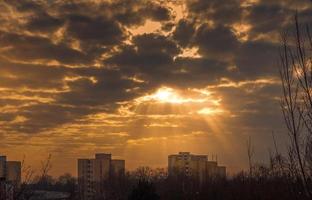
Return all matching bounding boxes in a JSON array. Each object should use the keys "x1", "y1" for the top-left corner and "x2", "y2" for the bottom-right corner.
[{"x1": 0, "y1": 0, "x2": 311, "y2": 176}]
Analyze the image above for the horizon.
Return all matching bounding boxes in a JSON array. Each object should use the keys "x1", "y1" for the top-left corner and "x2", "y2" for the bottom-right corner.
[{"x1": 2, "y1": 151, "x2": 231, "y2": 178}]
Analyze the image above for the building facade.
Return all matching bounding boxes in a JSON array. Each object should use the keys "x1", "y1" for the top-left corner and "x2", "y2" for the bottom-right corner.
[
  {"x1": 0, "y1": 156, "x2": 6, "y2": 179},
  {"x1": 0, "y1": 156, "x2": 21, "y2": 200},
  {"x1": 78, "y1": 153, "x2": 125, "y2": 200},
  {"x1": 168, "y1": 152, "x2": 226, "y2": 182},
  {"x1": 0, "y1": 178, "x2": 14, "y2": 200},
  {"x1": 6, "y1": 161, "x2": 21, "y2": 187},
  {"x1": 0, "y1": 156, "x2": 21, "y2": 185}
]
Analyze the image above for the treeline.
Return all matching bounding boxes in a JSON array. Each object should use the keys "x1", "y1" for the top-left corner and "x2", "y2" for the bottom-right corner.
[
  {"x1": 13, "y1": 160, "x2": 312, "y2": 200},
  {"x1": 91, "y1": 158, "x2": 312, "y2": 200}
]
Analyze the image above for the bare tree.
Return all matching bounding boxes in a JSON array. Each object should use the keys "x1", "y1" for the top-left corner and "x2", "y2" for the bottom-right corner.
[
  {"x1": 247, "y1": 136, "x2": 255, "y2": 177},
  {"x1": 279, "y1": 12, "x2": 312, "y2": 199},
  {"x1": 14, "y1": 154, "x2": 54, "y2": 200},
  {"x1": 40, "y1": 154, "x2": 52, "y2": 182},
  {"x1": 15, "y1": 156, "x2": 35, "y2": 200},
  {"x1": 132, "y1": 166, "x2": 154, "y2": 182}
]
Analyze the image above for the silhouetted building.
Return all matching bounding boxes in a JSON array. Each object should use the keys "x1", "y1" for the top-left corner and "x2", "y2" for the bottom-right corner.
[
  {"x1": 0, "y1": 178, "x2": 14, "y2": 200},
  {"x1": 0, "y1": 156, "x2": 21, "y2": 185},
  {"x1": 168, "y1": 152, "x2": 226, "y2": 182},
  {"x1": 6, "y1": 161, "x2": 21, "y2": 187},
  {"x1": 110, "y1": 159, "x2": 126, "y2": 177},
  {"x1": 0, "y1": 156, "x2": 21, "y2": 200},
  {"x1": 0, "y1": 156, "x2": 6, "y2": 179},
  {"x1": 78, "y1": 153, "x2": 125, "y2": 200}
]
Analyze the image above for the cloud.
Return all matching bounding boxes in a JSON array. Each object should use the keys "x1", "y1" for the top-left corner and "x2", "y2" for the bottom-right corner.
[
  {"x1": 186, "y1": 0, "x2": 242, "y2": 26},
  {"x1": 235, "y1": 41, "x2": 279, "y2": 77},
  {"x1": 0, "y1": 0, "x2": 310, "y2": 175},
  {"x1": 194, "y1": 24, "x2": 240, "y2": 60},
  {"x1": 246, "y1": 4, "x2": 290, "y2": 39},
  {"x1": 26, "y1": 12, "x2": 64, "y2": 33},
  {"x1": 0, "y1": 32, "x2": 92, "y2": 65},
  {"x1": 4, "y1": 0, "x2": 43, "y2": 13},
  {"x1": 106, "y1": 33, "x2": 181, "y2": 79},
  {"x1": 0, "y1": 0, "x2": 290, "y2": 135},
  {"x1": 172, "y1": 19, "x2": 195, "y2": 47},
  {"x1": 66, "y1": 14, "x2": 125, "y2": 46}
]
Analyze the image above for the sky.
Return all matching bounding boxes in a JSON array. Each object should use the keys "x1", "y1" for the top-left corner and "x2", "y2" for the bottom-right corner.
[{"x1": 0, "y1": 0, "x2": 311, "y2": 177}]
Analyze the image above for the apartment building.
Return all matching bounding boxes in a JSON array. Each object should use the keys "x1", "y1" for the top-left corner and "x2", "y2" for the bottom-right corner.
[
  {"x1": 78, "y1": 153, "x2": 125, "y2": 200},
  {"x1": 0, "y1": 156, "x2": 21, "y2": 200},
  {"x1": 168, "y1": 152, "x2": 226, "y2": 182},
  {"x1": 0, "y1": 156, "x2": 21, "y2": 185},
  {"x1": 0, "y1": 156, "x2": 6, "y2": 179},
  {"x1": 0, "y1": 178, "x2": 14, "y2": 200}
]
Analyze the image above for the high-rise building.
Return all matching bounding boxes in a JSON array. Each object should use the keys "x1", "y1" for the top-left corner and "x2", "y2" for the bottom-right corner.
[
  {"x1": 168, "y1": 152, "x2": 226, "y2": 182},
  {"x1": 0, "y1": 155, "x2": 21, "y2": 200},
  {"x1": 6, "y1": 161, "x2": 21, "y2": 187},
  {"x1": 110, "y1": 160, "x2": 126, "y2": 177},
  {"x1": 0, "y1": 156, "x2": 21, "y2": 185},
  {"x1": 0, "y1": 156, "x2": 6, "y2": 179},
  {"x1": 0, "y1": 178, "x2": 14, "y2": 200},
  {"x1": 78, "y1": 153, "x2": 125, "y2": 200}
]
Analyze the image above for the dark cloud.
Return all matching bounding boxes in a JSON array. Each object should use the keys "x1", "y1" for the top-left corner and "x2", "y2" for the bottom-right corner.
[
  {"x1": 0, "y1": 113, "x2": 16, "y2": 122},
  {"x1": 0, "y1": 0, "x2": 302, "y2": 141},
  {"x1": 66, "y1": 14, "x2": 125, "y2": 46},
  {"x1": 57, "y1": 69, "x2": 140, "y2": 107},
  {"x1": 247, "y1": 4, "x2": 290, "y2": 38},
  {"x1": 55, "y1": 0, "x2": 172, "y2": 27},
  {"x1": 172, "y1": 19, "x2": 195, "y2": 47},
  {"x1": 186, "y1": 0, "x2": 242, "y2": 25},
  {"x1": 5, "y1": 104, "x2": 93, "y2": 134},
  {"x1": 0, "y1": 64, "x2": 143, "y2": 133},
  {"x1": 106, "y1": 33, "x2": 180, "y2": 73},
  {"x1": 258, "y1": 0, "x2": 310, "y2": 9},
  {"x1": 4, "y1": 0, "x2": 43, "y2": 13},
  {"x1": 0, "y1": 32, "x2": 92, "y2": 65},
  {"x1": 171, "y1": 57, "x2": 230, "y2": 87},
  {"x1": 142, "y1": 3, "x2": 172, "y2": 22},
  {"x1": 195, "y1": 24, "x2": 240, "y2": 59},
  {"x1": 235, "y1": 41, "x2": 279, "y2": 77},
  {"x1": 26, "y1": 12, "x2": 64, "y2": 33},
  {"x1": 133, "y1": 33, "x2": 180, "y2": 55},
  {"x1": 107, "y1": 0, "x2": 173, "y2": 26},
  {"x1": 0, "y1": 59, "x2": 67, "y2": 89}
]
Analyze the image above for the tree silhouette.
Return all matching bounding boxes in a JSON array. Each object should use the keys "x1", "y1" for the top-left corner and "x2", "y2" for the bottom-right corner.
[{"x1": 128, "y1": 180, "x2": 160, "y2": 200}]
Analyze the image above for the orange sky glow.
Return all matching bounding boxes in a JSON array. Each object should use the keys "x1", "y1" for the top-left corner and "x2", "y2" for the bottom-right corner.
[{"x1": 0, "y1": 0, "x2": 309, "y2": 178}]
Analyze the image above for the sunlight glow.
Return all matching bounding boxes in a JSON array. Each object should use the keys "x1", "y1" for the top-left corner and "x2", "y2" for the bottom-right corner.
[
  {"x1": 143, "y1": 87, "x2": 208, "y2": 104},
  {"x1": 197, "y1": 108, "x2": 224, "y2": 115},
  {"x1": 128, "y1": 20, "x2": 162, "y2": 36},
  {"x1": 178, "y1": 47, "x2": 202, "y2": 58},
  {"x1": 232, "y1": 23, "x2": 251, "y2": 42},
  {"x1": 153, "y1": 87, "x2": 178, "y2": 103}
]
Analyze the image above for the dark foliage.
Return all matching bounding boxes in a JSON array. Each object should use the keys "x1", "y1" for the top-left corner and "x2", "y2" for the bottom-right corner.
[{"x1": 128, "y1": 180, "x2": 160, "y2": 200}]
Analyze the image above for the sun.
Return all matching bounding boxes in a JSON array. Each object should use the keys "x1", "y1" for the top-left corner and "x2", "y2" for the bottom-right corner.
[
  {"x1": 137, "y1": 86, "x2": 218, "y2": 105},
  {"x1": 152, "y1": 87, "x2": 181, "y2": 103},
  {"x1": 132, "y1": 86, "x2": 226, "y2": 116}
]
